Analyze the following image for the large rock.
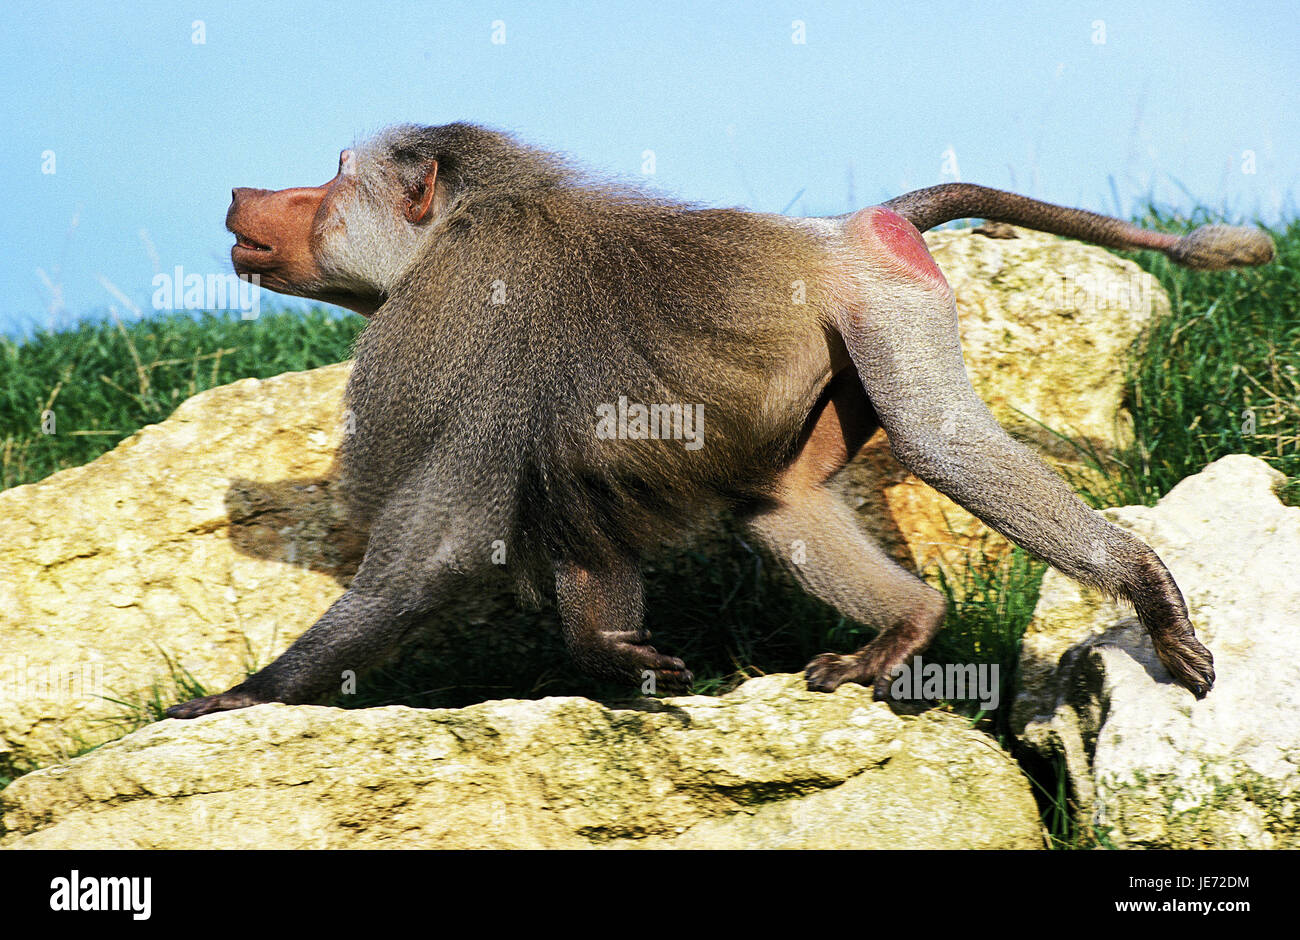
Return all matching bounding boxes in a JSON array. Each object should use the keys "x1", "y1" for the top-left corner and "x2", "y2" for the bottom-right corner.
[
  {"x1": 846, "y1": 227, "x2": 1166, "y2": 573},
  {"x1": 0, "y1": 228, "x2": 1161, "y2": 770},
  {"x1": 0, "y1": 363, "x2": 358, "y2": 772},
  {"x1": 0, "y1": 674, "x2": 1043, "y2": 849},
  {"x1": 1011, "y1": 455, "x2": 1300, "y2": 848}
]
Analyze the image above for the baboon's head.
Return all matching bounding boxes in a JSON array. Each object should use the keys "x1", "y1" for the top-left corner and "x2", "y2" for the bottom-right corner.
[{"x1": 226, "y1": 132, "x2": 444, "y2": 316}]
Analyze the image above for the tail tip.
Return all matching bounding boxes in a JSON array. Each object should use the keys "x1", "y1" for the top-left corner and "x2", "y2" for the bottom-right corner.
[{"x1": 1168, "y1": 224, "x2": 1276, "y2": 270}]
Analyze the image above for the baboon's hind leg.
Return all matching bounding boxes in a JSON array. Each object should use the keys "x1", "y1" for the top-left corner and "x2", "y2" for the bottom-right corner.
[{"x1": 834, "y1": 206, "x2": 1213, "y2": 696}]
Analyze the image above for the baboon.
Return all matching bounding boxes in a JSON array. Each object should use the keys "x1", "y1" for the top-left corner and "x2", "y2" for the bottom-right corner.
[{"x1": 168, "y1": 123, "x2": 1274, "y2": 718}]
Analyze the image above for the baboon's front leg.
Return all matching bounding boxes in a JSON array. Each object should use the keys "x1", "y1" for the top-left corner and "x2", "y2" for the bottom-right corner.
[
  {"x1": 167, "y1": 530, "x2": 468, "y2": 719},
  {"x1": 166, "y1": 587, "x2": 431, "y2": 718}
]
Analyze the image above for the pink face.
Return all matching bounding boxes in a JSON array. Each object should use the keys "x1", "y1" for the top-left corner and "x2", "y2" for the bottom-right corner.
[{"x1": 226, "y1": 150, "x2": 359, "y2": 300}]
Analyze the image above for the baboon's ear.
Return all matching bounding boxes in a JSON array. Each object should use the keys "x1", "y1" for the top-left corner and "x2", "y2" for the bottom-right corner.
[{"x1": 404, "y1": 161, "x2": 439, "y2": 224}]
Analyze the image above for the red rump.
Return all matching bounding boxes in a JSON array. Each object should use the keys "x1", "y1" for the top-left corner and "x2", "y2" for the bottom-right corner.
[{"x1": 854, "y1": 206, "x2": 945, "y2": 283}]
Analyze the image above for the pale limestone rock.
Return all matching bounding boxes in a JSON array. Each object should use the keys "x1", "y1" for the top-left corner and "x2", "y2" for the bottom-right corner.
[
  {"x1": 0, "y1": 363, "x2": 358, "y2": 770},
  {"x1": 1, "y1": 674, "x2": 1043, "y2": 849},
  {"x1": 1011, "y1": 455, "x2": 1300, "y2": 848}
]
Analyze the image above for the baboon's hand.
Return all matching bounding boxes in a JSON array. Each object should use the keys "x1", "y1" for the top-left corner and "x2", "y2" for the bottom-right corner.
[
  {"x1": 643, "y1": 658, "x2": 694, "y2": 694},
  {"x1": 165, "y1": 686, "x2": 269, "y2": 719},
  {"x1": 613, "y1": 632, "x2": 694, "y2": 694}
]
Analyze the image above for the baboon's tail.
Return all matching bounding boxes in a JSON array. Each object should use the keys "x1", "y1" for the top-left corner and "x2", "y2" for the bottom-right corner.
[{"x1": 884, "y1": 183, "x2": 1275, "y2": 271}]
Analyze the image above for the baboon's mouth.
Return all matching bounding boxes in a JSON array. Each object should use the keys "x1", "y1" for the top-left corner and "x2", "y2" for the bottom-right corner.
[{"x1": 233, "y1": 233, "x2": 273, "y2": 253}]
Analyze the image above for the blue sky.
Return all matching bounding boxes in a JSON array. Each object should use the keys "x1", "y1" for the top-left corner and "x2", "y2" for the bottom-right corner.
[{"x1": 2, "y1": 1, "x2": 1297, "y2": 335}]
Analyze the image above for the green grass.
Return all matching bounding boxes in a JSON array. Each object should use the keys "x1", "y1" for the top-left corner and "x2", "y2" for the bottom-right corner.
[
  {"x1": 1113, "y1": 211, "x2": 1300, "y2": 506},
  {"x1": 2, "y1": 211, "x2": 1296, "y2": 842},
  {"x1": 0, "y1": 308, "x2": 362, "y2": 489}
]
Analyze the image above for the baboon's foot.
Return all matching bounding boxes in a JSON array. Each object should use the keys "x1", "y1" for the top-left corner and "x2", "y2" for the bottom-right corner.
[
  {"x1": 805, "y1": 633, "x2": 914, "y2": 699},
  {"x1": 804, "y1": 652, "x2": 865, "y2": 693},
  {"x1": 166, "y1": 686, "x2": 269, "y2": 719},
  {"x1": 1150, "y1": 621, "x2": 1215, "y2": 698}
]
